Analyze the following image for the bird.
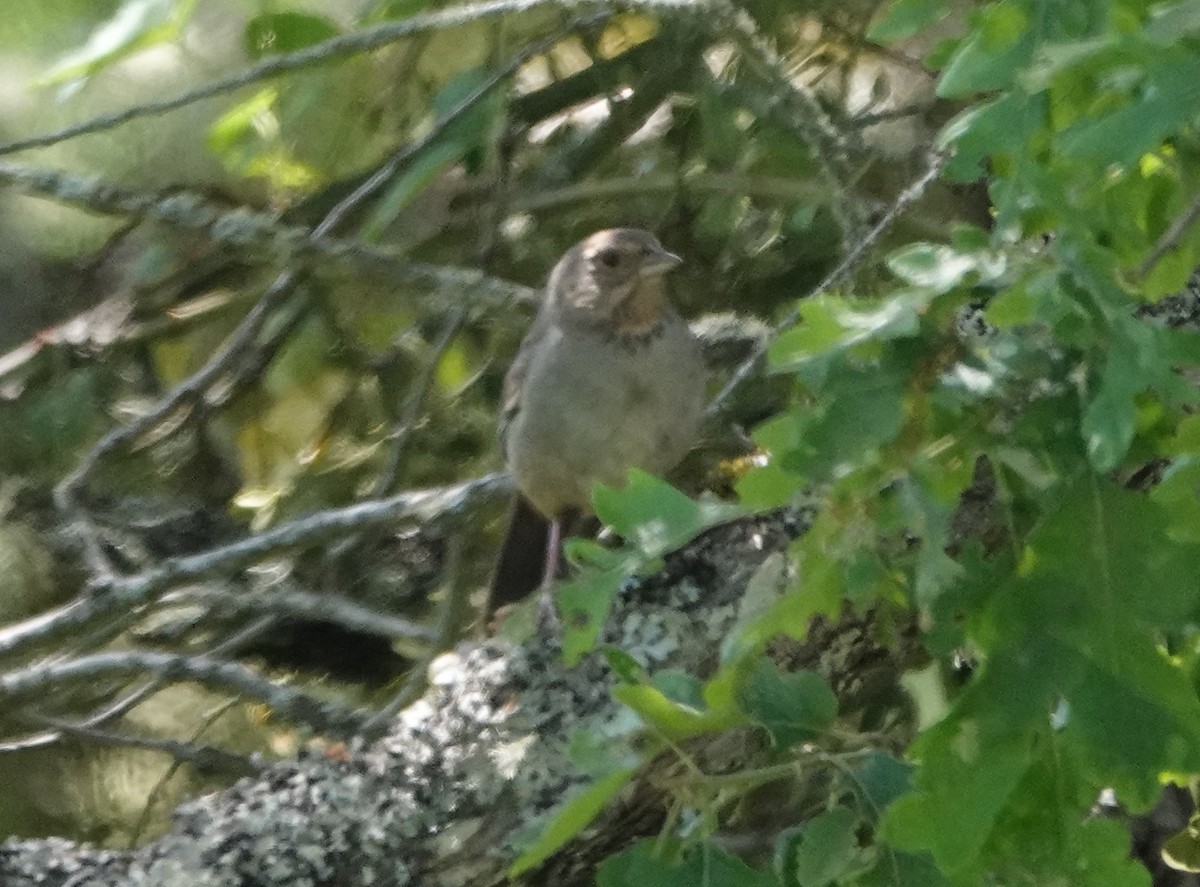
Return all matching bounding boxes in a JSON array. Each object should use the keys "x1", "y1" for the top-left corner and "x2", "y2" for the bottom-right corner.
[{"x1": 489, "y1": 228, "x2": 706, "y2": 614}]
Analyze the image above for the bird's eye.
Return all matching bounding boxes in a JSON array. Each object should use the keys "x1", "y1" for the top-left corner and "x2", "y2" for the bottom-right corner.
[{"x1": 597, "y1": 248, "x2": 621, "y2": 268}]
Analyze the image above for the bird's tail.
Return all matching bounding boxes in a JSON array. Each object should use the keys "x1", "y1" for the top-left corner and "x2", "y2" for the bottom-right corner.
[{"x1": 488, "y1": 495, "x2": 552, "y2": 613}]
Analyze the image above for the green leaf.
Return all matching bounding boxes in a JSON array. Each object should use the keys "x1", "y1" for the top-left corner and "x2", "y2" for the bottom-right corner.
[
  {"x1": 1146, "y1": 0, "x2": 1200, "y2": 42},
  {"x1": 558, "y1": 565, "x2": 630, "y2": 667},
  {"x1": 739, "y1": 661, "x2": 837, "y2": 747},
  {"x1": 593, "y1": 470, "x2": 742, "y2": 557},
  {"x1": 244, "y1": 11, "x2": 339, "y2": 58},
  {"x1": 612, "y1": 683, "x2": 741, "y2": 741},
  {"x1": 852, "y1": 750, "x2": 914, "y2": 818},
  {"x1": 39, "y1": 0, "x2": 196, "y2": 85},
  {"x1": 735, "y1": 459, "x2": 805, "y2": 509},
  {"x1": 722, "y1": 553, "x2": 790, "y2": 665},
  {"x1": 1060, "y1": 57, "x2": 1200, "y2": 165},
  {"x1": 652, "y1": 669, "x2": 706, "y2": 710},
  {"x1": 1062, "y1": 632, "x2": 1200, "y2": 804},
  {"x1": 768, "y1": 293, "x2": 931, "y2": 378},
  {"x1": 1081, "y1": 350, "x2": 1139, "y2": 473},
  {"x1": 362, "y1": 67, "x2": 502, "y2": 239},
  {"x1": 858, "y1": 850, "x2": 952, "y2": 886},
  {"x1": 883, "y1": 734, "x2": 1032, "y2": 875},
  {"x1": 1162, "y1": 826, "x2": 1200, "y2": 873},
  {"x1": 600, "y1": 646, "x2": 647, "y2": 684},
  {"x1": 936, "y1": 1, "x2": 1035, "y2": 97},
  {"x1": 939, "y1": 91, "x2": 1039, "y2": 181},
  {"x1": 362, "y1": 141, "x2": 464, "y2": 241},
  {"x1": 775, "y1": 807, "x2": 859, "y2": 887},
  {"x1": 510, "y1": 768, "x2": 637, "y2": 877},
  {"x1": 1015, "y1": 478, "x2": 1200, "y2": 632},
  {"x1": 567, "y1": 729, "x2": 640, "y2": 778},
  {"x1": 725, "y1": 532, "x2": 847, "y2": 659},
  {"x1": 598, "y1": 840, "x2": 779, "y2": 887},
  {"x1": 980, "y1": 741, "x2": 1152, "y2": 886},
  {"x1": 778, "y1": 364, "x2": 906, "y2": 482},
  {"x1": 886, "y1": 243, "x2": 1003, "y2": 292},
  {"x1": 1151, "y1": 459, "x2": 1200, "y2": 543},
  {"x1": 984, "y1": 283, "x2": 1036, "y2": 327},
  {"x1": 207, "y1": 88, "x2": 278, "y2": 158},
  {"x1": 867, "y1": 0, "x2": 951, "y2": 43},
  {"x1": 0, "y1": 369, "x2": 105, "y2": 477}
]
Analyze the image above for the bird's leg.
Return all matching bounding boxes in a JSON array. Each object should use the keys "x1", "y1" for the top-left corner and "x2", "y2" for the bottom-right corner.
[
  {"x1": 536, "y1": 516, "x2": 563, "y2": 629},
  {"x1": 540, "y1": 516, "x2": 563, "y2": 591}
]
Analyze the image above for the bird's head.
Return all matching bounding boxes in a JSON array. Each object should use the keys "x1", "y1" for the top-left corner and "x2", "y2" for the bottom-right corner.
[{"x1": 547, "y1": 228, "x2": 682, "y2": 332}]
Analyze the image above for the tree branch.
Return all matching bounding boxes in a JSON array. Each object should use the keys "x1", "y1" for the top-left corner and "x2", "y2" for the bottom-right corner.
[
  {"x1": 0, "y1": 509, "x2": 923, "y2": 887},
  {"x1": 0, "y1": 473, "x2": 510, "y2": 664},
  {"x1": 0, "y1": 651, "x2": 366, "y2": 739}
]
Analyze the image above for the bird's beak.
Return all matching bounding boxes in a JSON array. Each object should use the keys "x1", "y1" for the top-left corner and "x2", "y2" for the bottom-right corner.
[{"x1": 640, "y1": 247, "x2": 683, "y2": 276}]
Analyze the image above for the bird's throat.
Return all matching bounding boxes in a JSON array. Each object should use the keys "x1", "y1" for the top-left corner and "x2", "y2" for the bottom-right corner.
[{"x1": 612, "y1": 279, "x2": 667, "y2": 335}]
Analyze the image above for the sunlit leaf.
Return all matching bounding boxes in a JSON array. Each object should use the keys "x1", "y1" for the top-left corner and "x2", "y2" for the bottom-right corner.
[
  {"x1": 510, "y1": 768, "x2": 637, "y2": 877},
  {"x1": 244, "y1": 11, "x2": 339, "y2": 58},
  {"x1": 39, "y1": 0, "x2": 196, "y2": 86}
]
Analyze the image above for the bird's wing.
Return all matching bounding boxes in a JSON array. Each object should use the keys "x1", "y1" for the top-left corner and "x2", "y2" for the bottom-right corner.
[{"x1": 498, "y1": 306, "x2": 552, "y2": 455}]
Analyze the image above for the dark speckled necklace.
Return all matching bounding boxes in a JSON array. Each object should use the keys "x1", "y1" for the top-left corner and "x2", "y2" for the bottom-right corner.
[{"x1": 605, "y1": 319, "x2": 667, "y2": 349}]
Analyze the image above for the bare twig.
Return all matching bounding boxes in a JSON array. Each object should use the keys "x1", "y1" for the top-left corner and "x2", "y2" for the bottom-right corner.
[
  {"x1": 705, "y1": 4, "x2": 869, "y2": 250},
  {"x1": 0, "y1": 652, "x2": 366, "y2": 738},
  {"x1": 126, "y1": 697, "x2": 254, "y2": 848},
  {"x1": 0, "y1": 0, "x2": 628, "y2": 157},
  {"x1": 360, "y1": 534, "x2": 471, "y2": 737},
  {"x1": 1135, "y1": 190, "x2": 1200, "y2": 283},
  {"x1": 0, "y1": 162, "x2": 535, "y2": 310},
  {"x1": 0, "y1": 617, "x2": 281, "y2": 757},
  {"x1": 374, "y1": 309, "x2": 469, "y2": 498},
  {"x1": 706, "y1": 150, "x2": 948, "y2": 418},
  {"x1": 160, "y1": 586, "x2": 436, "y2": 644},
  {"x1": 510, "y1": 170, "x2": 829, "y2": 212},
  {"x1": 67, "y1": 616, "x2": 277, "y2": 732},
  {"x1": 0, "y1": 473, "x2": 510, "y2": 662},
  {"x1": 23, "y1": 712, "x2": 258, "y2": 778},
  {"x1": 53, "y1": 269, "x2": 302, "y2": 578},
  {"x1": 316, "y1": 15, "x2": 602, "y2": 238}
]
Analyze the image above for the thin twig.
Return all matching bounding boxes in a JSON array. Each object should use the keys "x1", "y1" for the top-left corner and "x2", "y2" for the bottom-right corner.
[
  {"x1": 0, "y1": 473, "x2": 511, "y2": 662},
  {"x1": 360, "y1": 534, "x2": 471, "y2": 736},
  {"x1": 1135, "y1": 190, "x2": 1200, "y2": 283},
  {"x1": 706, "y1": 150, "x2": 948, "y2": 418},
  {"x1": 0, "y1": 0, "x2": 629, "y2": 157},
  {"x1": 374, "y1": 309, "x2": 468, "y2": 497},
  {"x1": 24, "y1": 711, "x2": 257, "y2": 778},
  {"x1": 53, "y1": 269, "x2": 302, "y2": 578},
  {"x1": 160, "y1": 586, "x2": 436, "y2": 644},
  {"x1": 127, "y1": 697, "x2": 253, "y2": 848},
  {"x1": 68, "y1": 616, "x2": 277, "y2": 732},
  {"x1": 0, "y1": 651, "x2": 366, "y2": 738},
  {"x1": 0, "y1": 617, "x2": 280, "y2": 758},
  {"x1": 315, "y1": 14, "x2": 601, "y2": 237},
  {"x1": 0, "y1": 162, "x2": 535, "y2": 311}
]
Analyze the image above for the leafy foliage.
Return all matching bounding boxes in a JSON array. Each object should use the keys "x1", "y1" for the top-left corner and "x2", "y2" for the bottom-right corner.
[
  {"x1": 528, "y1": 1, "x2": 1200, "y2": 884},
  {"x1": 2, "y1": 0, "x2": 1200, "y2": 881}
]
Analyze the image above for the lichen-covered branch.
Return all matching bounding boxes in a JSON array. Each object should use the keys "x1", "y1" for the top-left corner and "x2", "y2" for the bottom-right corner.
[{"x1": 0, "y1": 510, "x2": 923, "y2": 887}]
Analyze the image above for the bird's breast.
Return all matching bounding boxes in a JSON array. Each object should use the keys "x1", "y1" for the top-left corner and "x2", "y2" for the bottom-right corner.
[{"x1": 507, "y1": 316, "x2": 704, "y2": 516}]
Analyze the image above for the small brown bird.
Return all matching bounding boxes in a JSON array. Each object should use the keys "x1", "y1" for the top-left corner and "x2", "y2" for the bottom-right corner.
[{"x1": 490, "y1": 228, "x2": 706, "y2": 611}]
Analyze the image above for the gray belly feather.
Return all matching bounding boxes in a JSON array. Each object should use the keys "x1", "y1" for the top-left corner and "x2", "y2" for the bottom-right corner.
[{"x1": 508, "y1": 318, "x2": 704, "y2": 517}]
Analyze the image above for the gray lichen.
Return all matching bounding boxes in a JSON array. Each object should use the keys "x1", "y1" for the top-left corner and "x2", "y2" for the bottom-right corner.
[{"x1": 0, "y1": 512, "x2": 813, "y2": 887}]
